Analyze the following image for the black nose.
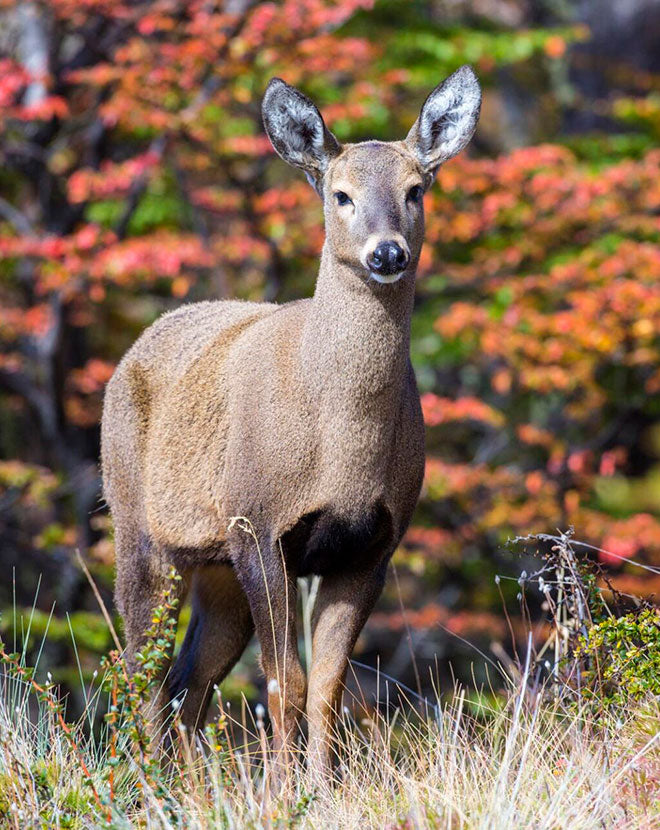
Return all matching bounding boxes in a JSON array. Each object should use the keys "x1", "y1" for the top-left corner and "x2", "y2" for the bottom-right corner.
[{"x1": 367, "y1": 241, "x2": 409, "y2": 276}]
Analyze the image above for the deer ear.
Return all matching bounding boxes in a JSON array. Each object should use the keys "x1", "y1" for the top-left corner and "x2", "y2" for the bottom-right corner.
[
  {"x1": 406, "y1": 65, "x2": 481, "y2": 184},
  {"x1": 262, "y1": 78, "x2": 342, "y2": 194}
]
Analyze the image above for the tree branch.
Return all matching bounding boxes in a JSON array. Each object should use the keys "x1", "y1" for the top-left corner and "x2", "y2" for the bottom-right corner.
[
  {"x1": 16, "y1": 2, "x2": 49, "y2": 107},
  {"x1": 0, "y1": 196, "x2": 35, "y2": 235}
]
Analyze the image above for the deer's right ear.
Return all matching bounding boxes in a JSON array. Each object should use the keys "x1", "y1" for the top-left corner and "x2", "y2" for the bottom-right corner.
[{"x1": 262, "y1": 78, "x2": 341, "y2": 194}]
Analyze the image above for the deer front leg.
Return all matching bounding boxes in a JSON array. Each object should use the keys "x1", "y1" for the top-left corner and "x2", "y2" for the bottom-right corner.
[
  {"x1": 306, "y1": 562, "x2": 387, "y2": 779},
  {"x1": 233, "y1": 536, "x2": 306, "y2": 774}
]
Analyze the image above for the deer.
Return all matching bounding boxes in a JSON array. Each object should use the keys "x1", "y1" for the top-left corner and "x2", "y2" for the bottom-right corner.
[{"x1": 101, "y1": 66, "x2": 481, "y2": 777}]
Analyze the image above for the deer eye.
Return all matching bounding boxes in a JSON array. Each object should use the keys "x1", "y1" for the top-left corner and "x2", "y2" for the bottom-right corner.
[
  {"x1": 407, "y1": 184, "x2": 423, "y2": 203},
  {"x1": 334, "y1": 191, "x2": 352, "y2": 206}
]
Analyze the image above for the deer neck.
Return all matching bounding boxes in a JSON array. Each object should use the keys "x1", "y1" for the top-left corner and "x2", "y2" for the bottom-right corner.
[{"x1": 301, "y1": 242, "x2": 415, "y2": 404}]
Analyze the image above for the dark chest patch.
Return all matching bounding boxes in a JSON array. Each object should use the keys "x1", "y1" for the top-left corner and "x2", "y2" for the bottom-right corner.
[{"x1": 282, "y1": 501, "x2": 393, "y2": 577}]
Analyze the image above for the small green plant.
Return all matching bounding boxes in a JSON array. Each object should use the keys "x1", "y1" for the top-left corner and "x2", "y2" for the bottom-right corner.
[
  {"x1": 100, "y1": 566, "x2": 182, "y2": 812},
  {"x1": 0, "y1": 642, "x2": 106, "y2": 818},
  {"x1": 577, "y1": 608, "x2": 660, "y2": 707},
  {"x1": 511, "y1": 531, "x2": 660, "y2": 713},
  {"x1": 0, "y1": 565, "x2": 183, "y2": 824}
]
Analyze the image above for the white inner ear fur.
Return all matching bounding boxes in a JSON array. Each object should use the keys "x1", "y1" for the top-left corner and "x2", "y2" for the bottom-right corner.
[
  {"x1": 271, "y1": 98, "x2": 326, "y2": 168},
  {"x1": 420, "y1": 87, "x2": 478, "y2": 158},
  {"x1": 413, "y1": 67, "x2": 481, "y2": 170}
]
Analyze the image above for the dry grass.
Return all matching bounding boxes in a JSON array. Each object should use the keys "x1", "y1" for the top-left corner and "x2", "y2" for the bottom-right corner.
[
  {"x1": 1, "y1": 657, "x2": 659, "y2": 829},
  {"x1": 2, "y1": 531, "x2": 659, "y2": 828}
]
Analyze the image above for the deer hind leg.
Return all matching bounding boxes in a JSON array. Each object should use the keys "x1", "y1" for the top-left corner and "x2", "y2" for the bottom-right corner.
[
  {"x1": 169, "y1": 564, "x2": 254, "y2": 732},
  {"x1": 306, "y1": 562, "x2": 387, "y2": 779},
  {"x1": 114, "y1": 521, "x2": 188, "y2": 735},
  {"x1": 232, "y1": 534, "x2": 306, "y2": 772}
]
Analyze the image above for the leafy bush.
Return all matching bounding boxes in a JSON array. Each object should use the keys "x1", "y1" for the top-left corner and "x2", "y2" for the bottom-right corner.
[{"x1": 578, "y1": 608, "x2": 660, "y2": 707}]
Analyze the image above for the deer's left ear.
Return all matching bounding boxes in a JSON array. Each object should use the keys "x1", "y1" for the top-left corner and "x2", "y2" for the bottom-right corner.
[{"x1": 406, "y1": 65, "x2": 481, "y2": 184}]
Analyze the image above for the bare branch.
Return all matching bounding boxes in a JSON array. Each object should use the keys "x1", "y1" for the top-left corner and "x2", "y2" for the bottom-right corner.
[
  {"x1": 16, "y1": 2, "x2": 49, "y2": 107},
  {"x1": 0, "y1": 196, "x2": 35, "y2": 235}
]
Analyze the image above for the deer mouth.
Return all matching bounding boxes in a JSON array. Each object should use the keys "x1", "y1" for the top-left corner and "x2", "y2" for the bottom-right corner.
[{"x1": 369, "y1": 270, "x2": 405, "y2": 284}]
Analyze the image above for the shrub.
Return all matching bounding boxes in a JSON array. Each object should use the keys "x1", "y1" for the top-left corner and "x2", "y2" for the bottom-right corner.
[{"x1": 578, "y1": 608, "x2": 660, "y2": 707}]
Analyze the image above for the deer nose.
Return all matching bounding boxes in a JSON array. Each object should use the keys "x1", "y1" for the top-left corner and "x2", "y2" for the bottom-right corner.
[{"x1": 367, "y1": 241, "x2": 409, "y2": 276}]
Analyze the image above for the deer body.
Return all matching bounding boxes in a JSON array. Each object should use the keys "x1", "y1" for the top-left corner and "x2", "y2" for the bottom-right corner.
[{"x1": 101, "y1": 68, "x2": 481, "y2": 775}]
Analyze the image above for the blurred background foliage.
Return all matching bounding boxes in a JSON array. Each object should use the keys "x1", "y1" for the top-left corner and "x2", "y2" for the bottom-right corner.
[{"x1": 0, "y1": 0, "x2": 659, "y2": 715}]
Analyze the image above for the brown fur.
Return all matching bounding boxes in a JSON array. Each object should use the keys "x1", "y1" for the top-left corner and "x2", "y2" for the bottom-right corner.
[{"x1": 101, "y1": 67, "x2": 481, "y2": 776}]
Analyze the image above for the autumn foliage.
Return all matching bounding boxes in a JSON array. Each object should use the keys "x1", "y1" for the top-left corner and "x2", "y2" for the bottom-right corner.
[
  {"x1": 1, "y1": 0, "x2": 659, "y2": 698},
  {"x1": 414, "y1": 146, "x2": 660, "y2": 567}
]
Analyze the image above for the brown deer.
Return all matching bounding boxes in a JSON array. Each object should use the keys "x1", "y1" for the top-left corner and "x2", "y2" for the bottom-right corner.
[{"x1": 101, "y1": 66, "x2": 481, "y2": 775}]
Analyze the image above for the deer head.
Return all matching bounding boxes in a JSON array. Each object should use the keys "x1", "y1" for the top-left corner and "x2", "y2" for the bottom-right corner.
[{"x1": 262, "y1": 67, "x2": 481, "y2": 285}]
